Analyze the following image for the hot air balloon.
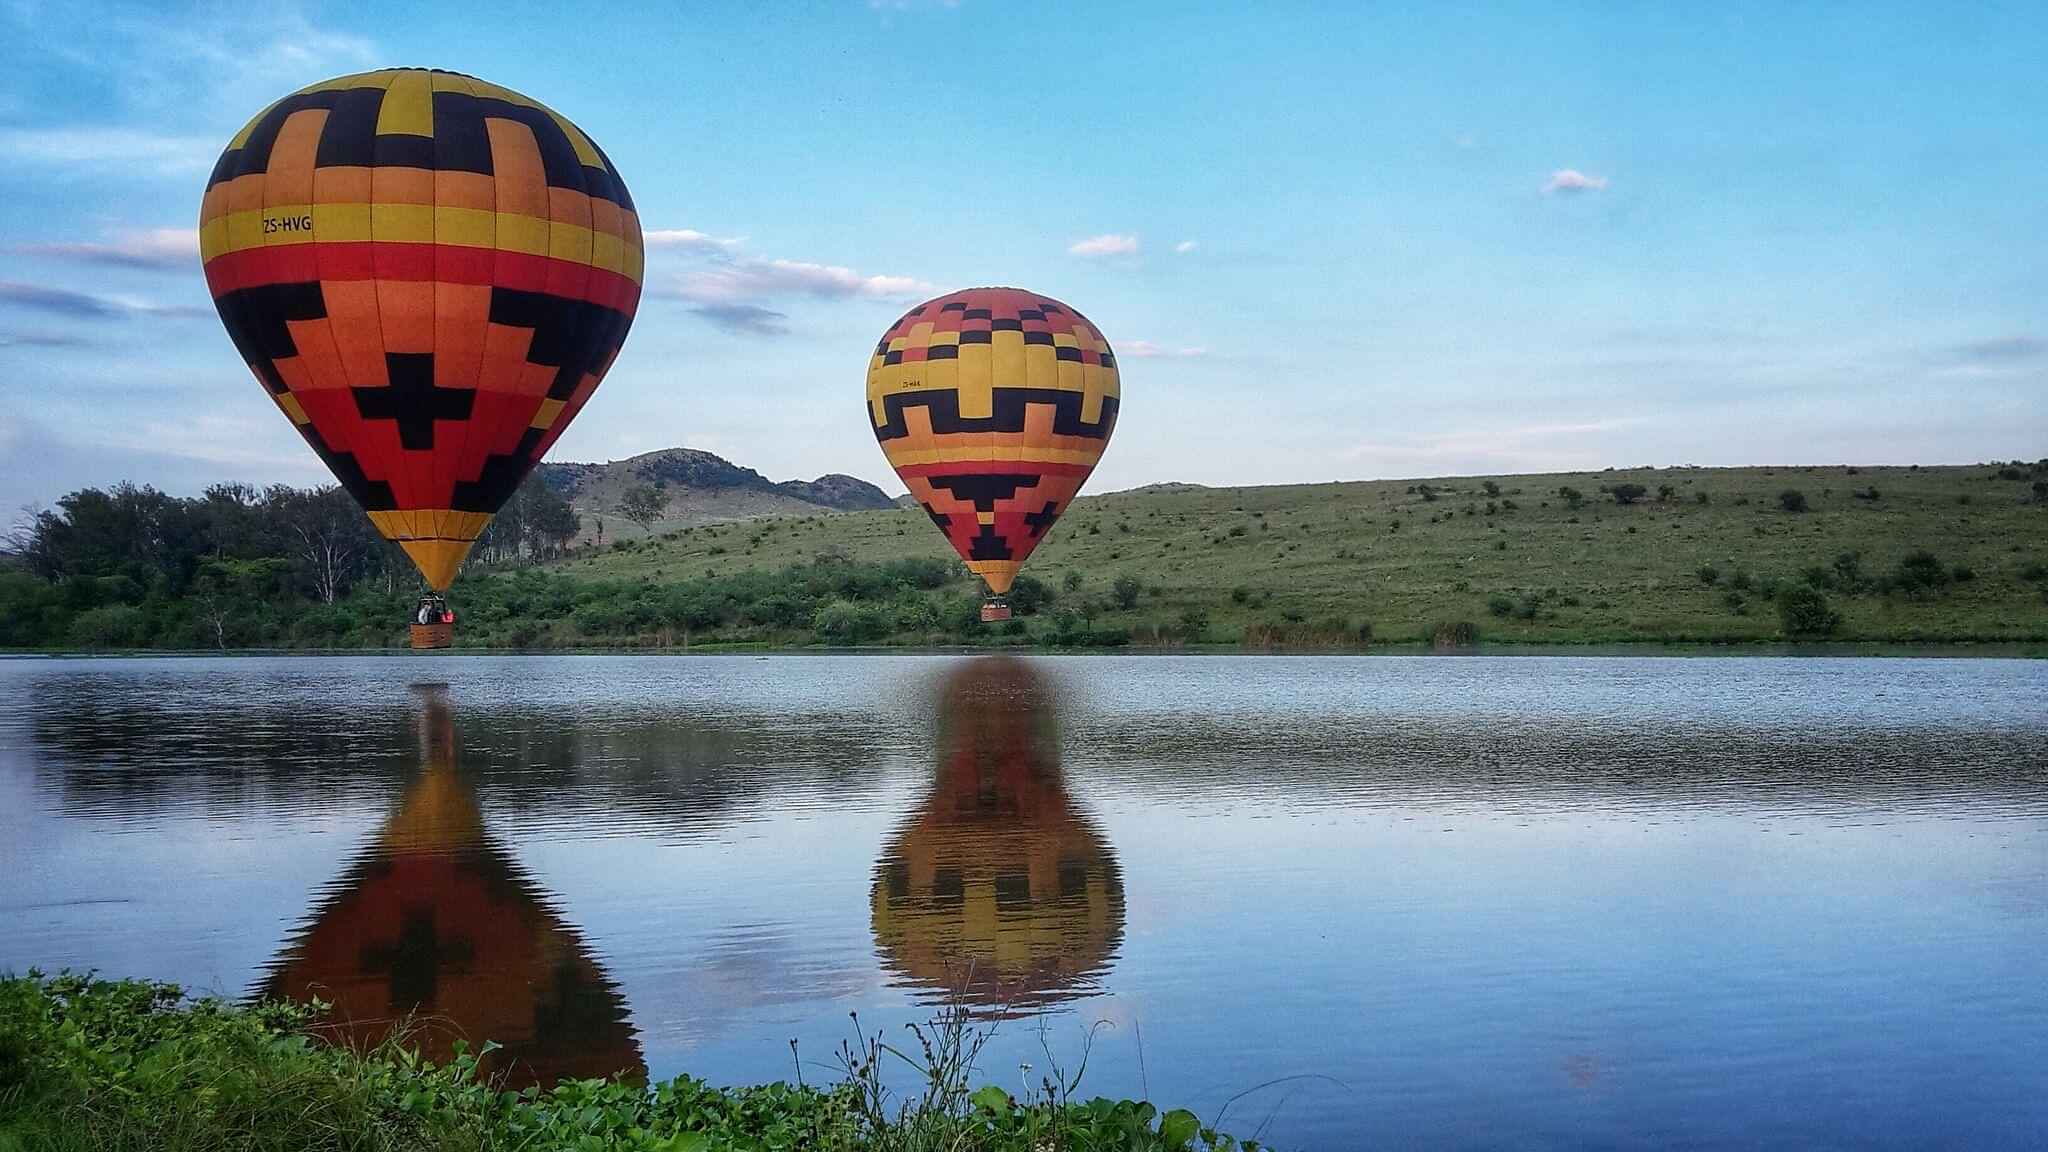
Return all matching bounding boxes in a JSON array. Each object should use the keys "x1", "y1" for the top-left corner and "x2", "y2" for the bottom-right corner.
[
  {"x1": 871, "y1": 658, "x2": 1124, "y2": 1014},
  {"x1": 865, "y1": 288, "x2": 1118, "y2": 622},
  {"x1": 199, "y1": 69, "x2": 641, "y2": 648}
]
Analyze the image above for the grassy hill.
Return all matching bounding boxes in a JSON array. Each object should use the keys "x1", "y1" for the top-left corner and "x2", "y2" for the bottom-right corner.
[
  {"x1": 536, "y1": 448, "x2": 894, "y2": 543},
  {"x1": 532, "y1": 461, "x2": 2048, "y2": 647}
]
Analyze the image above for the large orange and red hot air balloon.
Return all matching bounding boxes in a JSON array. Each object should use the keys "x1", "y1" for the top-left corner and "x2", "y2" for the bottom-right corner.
[
  {"x1": 865, "y1": 288, "x2": 1119, "y2": 620},
  {"x1": 200, "y1": 69, "x2": 641, "y2": 638}
]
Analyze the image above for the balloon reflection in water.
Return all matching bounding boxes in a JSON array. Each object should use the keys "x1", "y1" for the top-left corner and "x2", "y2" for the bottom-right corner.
[
  {"x1": 259, "y1": 685, "x2": 642, "y2": 1086},
  {"x1": 871, "y1": 658, "x2": 1125, "y2": 1015}
]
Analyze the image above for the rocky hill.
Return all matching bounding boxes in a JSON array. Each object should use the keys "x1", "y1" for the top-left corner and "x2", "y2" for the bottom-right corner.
[{"x1": 535, "y1": 448, "x2": 894, "y2": 539}]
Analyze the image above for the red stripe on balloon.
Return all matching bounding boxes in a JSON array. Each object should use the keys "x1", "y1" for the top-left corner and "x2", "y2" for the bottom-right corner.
[
  {"x1": 892, "y1": 461, "x2": 1096, "y2": 479},
  {"x1": 202, "y1": 244, "x2": 640, "y2": 315}
]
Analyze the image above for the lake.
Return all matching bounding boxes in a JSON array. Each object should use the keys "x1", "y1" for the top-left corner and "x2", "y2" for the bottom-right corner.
[{"x1": 2, "y1": 653, "x2": 2044, "y2": 1148}]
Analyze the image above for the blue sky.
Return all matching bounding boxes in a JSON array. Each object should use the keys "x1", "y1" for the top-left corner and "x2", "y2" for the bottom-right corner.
[{"x1": 1, "y1": 1, "x2": 2043, "y2": 512}]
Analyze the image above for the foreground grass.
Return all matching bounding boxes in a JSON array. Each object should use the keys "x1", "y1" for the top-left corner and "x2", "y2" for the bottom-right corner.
[{"x1": 0, "y1": 974, "x2": 1252, "y2": 1152}]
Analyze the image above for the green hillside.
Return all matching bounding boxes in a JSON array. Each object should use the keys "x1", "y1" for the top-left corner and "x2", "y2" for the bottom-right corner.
[{"x1": 537, "y1": 461, "x2": 2048, "y2": 647}]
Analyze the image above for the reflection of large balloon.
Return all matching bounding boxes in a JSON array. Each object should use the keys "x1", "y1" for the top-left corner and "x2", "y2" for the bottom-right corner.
[
  {"x1": 865, "y1": 288, "x2": 1119, "y2": 613},
  {"x1": 200, "y1": 69, "x2": 641, "y2": 592},
  {"x1": 260, "y1": 685, "x2": 642, "y2": 1087},
  {"x1": 871, "y1": 658, "x2": 1124, "y2": 1013}
]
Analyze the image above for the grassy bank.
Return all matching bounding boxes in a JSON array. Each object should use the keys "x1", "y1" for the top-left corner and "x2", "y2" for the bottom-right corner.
[
  {"x1": 518, "y1": 461, "x2": 2048, "y2": 648},
  {"x1": 0, "y1": 973, "x2": 1252, "y2": 1152},
  {"x1": 9, "y1": 462, "x2": 2047, "y2": 650}
]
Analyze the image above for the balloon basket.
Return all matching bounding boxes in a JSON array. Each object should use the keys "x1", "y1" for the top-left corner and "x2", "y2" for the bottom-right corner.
[
  {"x1": 979, "y1": 600, "x2": 1012, "y2": 623},
  {"x1": 410, "y1": 621, "x2": 454, "y2": 650}
]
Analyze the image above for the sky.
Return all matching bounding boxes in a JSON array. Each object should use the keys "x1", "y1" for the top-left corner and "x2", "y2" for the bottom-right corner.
[{"x1": 1, "y1": 1, "x2": 2043, "y2": 513}]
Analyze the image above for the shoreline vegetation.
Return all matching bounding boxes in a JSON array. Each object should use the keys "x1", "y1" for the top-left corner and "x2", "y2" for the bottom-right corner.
[
  {"x1": 0, "y1": 973, "x2": 1255, "y2": 1152},
  {"x1": 5, "y1": 462, "x2": 2045, "y2": 653}
]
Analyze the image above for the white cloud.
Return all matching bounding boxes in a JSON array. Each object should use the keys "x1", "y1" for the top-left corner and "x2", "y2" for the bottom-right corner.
[
  {"x1": 643, "y1": 229, "x2": 745, "y2": 254},
  {"x1": 1173, "y1": 239, "x2": 1198, "y2": 254},
  {"x1": 663, "y1": 258, "x2": 931, "y2": 306},
  {"x1": 1121, "y1": 341, "x2": 1208, "y2": 359},
  {"x1": 1543, "y1": 169, "x2": 1609, "y2": 195},
  {"x1": 17, "y1": 228, "x2": 198, "y2": 269},
  {"x1": 1069, "y1": 233, "x2": 1140, "y2": 258},
  {"x1": 0, "y1": 127, "x2": 217, "y2": 174}
]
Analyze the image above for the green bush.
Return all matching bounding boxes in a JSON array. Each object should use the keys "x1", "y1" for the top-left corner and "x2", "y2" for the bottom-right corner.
[
  {"x1": 1697, "y1": 564, "x2": 1720, "y2": 586},
  {"x1": 1487, "y1": 595, "x2": 1514, "y2": 617},
  {"x1": 1111, "y1": 574, "x2": 1142, "y2": 609},
  {"x1": 1779, "y1": 489, "x2": 1809, "y2": 513},
  {"x1": 67, "y1": 604, "x2": 147, "y2": 648},
  {"x1": 1777, "y1": 583, "x2": 1841, "y2": 637},
  {"x1": 1890, "y1": 549, "x2": 1950, "y2": 596},
  {"x1": 1611, "y1": 483, "x2": 1647, "y2": 505}
]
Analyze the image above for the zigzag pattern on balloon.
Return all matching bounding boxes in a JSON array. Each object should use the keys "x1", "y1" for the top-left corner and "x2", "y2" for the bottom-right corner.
[
  {"x1": 198, "y1": 68, "x2": 641, "y2": 589},
  {"x1": 866, "y1": 287, "x2": 1120, "y2": 595}
]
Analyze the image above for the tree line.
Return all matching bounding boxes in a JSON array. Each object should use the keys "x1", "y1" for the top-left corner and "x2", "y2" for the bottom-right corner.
[{"x1": 1, "y1": 475, "x2": 578, "y2": 649}]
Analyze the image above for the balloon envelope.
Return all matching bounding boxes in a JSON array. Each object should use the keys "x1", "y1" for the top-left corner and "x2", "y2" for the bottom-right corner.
[
  {"x1": 200, "y1": 69, "x2": 641, "y2": 589},
  {"x1": 865, "y1": 288, "x2": 1119, "y2": 595}
]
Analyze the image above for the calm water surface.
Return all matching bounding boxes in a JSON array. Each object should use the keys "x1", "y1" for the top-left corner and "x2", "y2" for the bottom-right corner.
[{"x1": 2, "y1": 654, "x2": 2044, "y2": 1148}]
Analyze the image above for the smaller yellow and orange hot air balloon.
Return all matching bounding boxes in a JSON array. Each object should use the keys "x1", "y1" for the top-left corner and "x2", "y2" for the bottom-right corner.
[{"x1": 865, "y1": 288, "x2": 1119, "y2": 621}]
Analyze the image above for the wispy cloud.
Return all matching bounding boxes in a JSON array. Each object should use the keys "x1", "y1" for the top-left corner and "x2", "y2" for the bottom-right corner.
[
  {"x1": 688, "y1": 303, "x2": 790, "y2": 336},
  {"x1": 0, "y1": 331, "x2": 95, "y2": 349},
  {"x1": 1069, "y1": 233, "x2": 1140, "y2": 258},
  {"x1": 1347, "y1": 416, "x2": 1651, "y2": 473},
  {"x1": 1944, "y1": 336, "x2": 2044, "y2": 364},
  {"x1": 17, "y1": 228, "x2": 198, "y2": 270},
  {"x1": 1173, "y1": 239, "x2": 1198, "y2": 254},
  {"x1": 0, "y1": 280, "x2": 207, "y2": 320},
  {"x1": 643, "y1": 229, "x2": 745, "y2": 254},
  {"x1": 642, "y1": 230, "x2": 929, "y2": 336},
  {"x1": 0, "y1": 128, "x2": 217, "y2": 174},
  {"x1": 1543, "y1": 169, "x2": 1609, "y2": 195},
  {"x1": 661, "y1": 258, "x2": 930, "y2": 306},
  {"x1": 1122, "y1": 341, "x2": 1208, "y2": 359}
]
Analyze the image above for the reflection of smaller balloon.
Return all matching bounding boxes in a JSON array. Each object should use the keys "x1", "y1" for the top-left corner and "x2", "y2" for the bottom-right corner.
[
  {"x1": 259, "y1": 685, "x2": 642, "y2": 1087},
  {"x1": 871, "y1": 658, "x2": 1124, "y2": 1014},
  {"x1": 864, "y1": 288, "x2": 1120, "y2": 620}
]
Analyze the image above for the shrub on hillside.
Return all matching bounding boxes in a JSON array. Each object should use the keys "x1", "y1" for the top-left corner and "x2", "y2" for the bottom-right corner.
[
  {"x1": 1611, "y1": 483, "x2": 1647, "y2": 505},
  {"x1": 1697, "y1": 564, "x2": 1720, "y2": 586},
  {"x1": 1890, "y1": 549, "x2": 1950, "y2": 596},
  {"x1": 1558, "y1": 486, "x2": 1586, "y2": 509},
  {"x1": 1487, "y1": 595, "x2": 1514, "y2": 617},
  {"x1": 1111, "y1": 574, "x2": 1142, "y2": 609},
  {"x1": 1779, "y1": 489, "x2": 1809, "y2": 513},
  {"x1": 1008, "y1": 575, "x2": 1053, "y2": 616},
  {"x1": 1777, "y1": 584, "x2": 1841, "y2": 637}
]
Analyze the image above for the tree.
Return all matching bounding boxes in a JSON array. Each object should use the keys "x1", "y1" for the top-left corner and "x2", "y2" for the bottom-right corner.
[
  {"x1": 1776, "y1": 583, "x2": 1841, "y2": 637},
  {"x1": 618, "y1": 484, "x2": 668, "y2": 531},
  {"x1": 1611, "y1": 483, "x2": 1647, "y2": 505},
  {"x1": 264, "y1": 485, "x2": 373, "y2": 603},
  {"x1": 1111, "y1": 574, "x2": 1142, "y2": 609}
]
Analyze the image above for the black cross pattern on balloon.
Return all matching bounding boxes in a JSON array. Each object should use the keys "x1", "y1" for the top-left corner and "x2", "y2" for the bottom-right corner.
[
  {"x1": 354, "y1": 353, "x2": 474, "y2": 450},
  {"x1": 1023, "y1": 501, "x2": 1061, "y2": 538}
]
